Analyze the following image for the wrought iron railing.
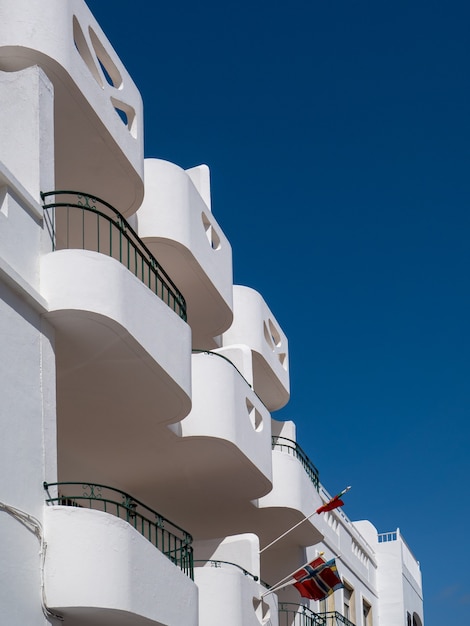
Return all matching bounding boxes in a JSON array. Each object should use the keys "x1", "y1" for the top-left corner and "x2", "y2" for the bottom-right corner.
[
  {"x1": 272, "y1": 436, "x2": 320, "y2": 490},
  {"x1": 279, "y1": 603, "x2": 326, "y2": 626},
  {"x1": 43, "y1": 481, "x2": 193, "y2": 579},
  {"x1": 192, "y1": 349, "x2": 250, "y2": 386},
  {"x1": 41, "y1": 191, "x2": 187, "y2": 321},
  {"x1": 278, "y1": 606, "x2": 356, "y2": 626},
  {"x1": 194, "y1": 559, "x2": 259, "y2": 581},
  {"x1": 317, "y1": 612, "x2": 356, "y2": 626}
]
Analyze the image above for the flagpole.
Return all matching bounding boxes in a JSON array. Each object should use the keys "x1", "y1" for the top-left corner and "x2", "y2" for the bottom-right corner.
[
  {"x1": 260, "y1": 551, "x2": 328, "y2": 598},
  {"x1": 259, "y1": 509, "x2": 318, "y2": 554},
  {"x1": 259, "y1": 486, "x2": 351, "y2": 554},
  {"x1": 261, "y1": 578, "x2": 295, "y2": 597},
  {"x1": 260, "y1": 556, "x2": 317, "y2": 597}
]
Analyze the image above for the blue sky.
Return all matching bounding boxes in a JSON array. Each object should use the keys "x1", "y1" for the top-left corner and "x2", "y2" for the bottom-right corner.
[{"x1": 86, "y1": 1, "x2": 470, "y2": 623}]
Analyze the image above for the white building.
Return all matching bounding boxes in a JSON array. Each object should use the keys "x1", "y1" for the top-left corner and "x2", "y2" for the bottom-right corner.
[{"x1": 0, "y1": 1, "x2": 424, "y2": 625}]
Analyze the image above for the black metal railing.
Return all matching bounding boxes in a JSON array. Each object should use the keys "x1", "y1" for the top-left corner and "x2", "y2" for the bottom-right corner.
[
  {"x1": 41, "y1": 191, "x2": 187, "y2": 321},
  {"x1": 194, "y1": 559, "x2": 259, "y2": 581},
  {"x1": 317, "y1": 612, "x2": 356, "y2": 626},
  {"x1": 192, "y1": 349, "x2": 253, "y2": 389},
  {"x1": 272, "y1": 436, "x2": 320, "y2": 490},
  {"x1": 43, "y1": 481, "x2": 193, "y2": 579},
  {"x1": 279, "y1": 606, "x2": 356, "y2": 626},
  {"x1": 279, "y1": 603, "x2": 326, "y2": 626}
]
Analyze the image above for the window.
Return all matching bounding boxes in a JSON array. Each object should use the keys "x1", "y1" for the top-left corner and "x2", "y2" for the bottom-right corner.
[
  {"x1": 343, "y1": 583, "x2": 355, "y2": 620},
  {"x1": 363, "y1": 599, "x2": 372, "y2": 626},
  {"x1": 344, "y1": 587, "x2": 351, "y2": 618}
]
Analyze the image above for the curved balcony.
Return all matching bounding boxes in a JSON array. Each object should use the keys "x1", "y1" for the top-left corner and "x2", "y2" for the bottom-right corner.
[
  {"x1": 255, "y1": 437, "x2": 324, "y2": 550},
  {"x1": 195, "y1": 562, "x2": 277, "y2": 626},
  {"x1": 0, "y1": 0, "x2": 143, "y2": 215},
  {"x1": 41, "y1": 190, "x2": 186, "y2": 320},
  {"x1": 43, "y1": 493, "x2": 197, "y2": 626},
  {"x1": 43, "y1": 481, "x2": 193, "y2": 577},
  {"x1": 194, "y1": 559, "x2": 259, "y2": 582},
  {"x1": 137, "y1": 158, "x2": 233, "y2": 349},
  {"x1": 222, "y1": 286, "x2": 290, "y2": 411},
  {"x1": 40, "y1": 194, "x2": 192, "y2": 486},
  {"x1": 139, "y1": 350, "x2": 273, "y2": 539},
  {"x1": 272, "y1": 436, "x2": 320, "y2": 491}
]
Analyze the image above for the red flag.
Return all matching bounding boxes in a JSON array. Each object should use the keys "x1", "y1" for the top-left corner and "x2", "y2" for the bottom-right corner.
[
  {"x1": 293, "y1": 556, "x2": 344, "y2": 600},
  {"x1": 316, "y1": 486, "x2": 351, "y2": 514}
]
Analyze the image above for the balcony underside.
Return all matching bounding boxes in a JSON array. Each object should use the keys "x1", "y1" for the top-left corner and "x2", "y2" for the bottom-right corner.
[
  {"x1": 53, "y1": 312, "x2": 188, "y2": 487},
  {"x1": 0, "y1": 0, "x2": 144, "y2": 216},
  {"x1": 119, "y1": 430, "x2": 273, "y2": 539},
  {"x1": 0, "y1": 52, "x2": 143, "y2": 217},
  {"x1": 41, "y1": 250, "x2": 191, "y2": 486},
  {"x1": 143, "y1": 238, "x2": 233, "y2": 349},
  {"x1": 129, "y1": 433, "x2": 322, "y2": 547}
]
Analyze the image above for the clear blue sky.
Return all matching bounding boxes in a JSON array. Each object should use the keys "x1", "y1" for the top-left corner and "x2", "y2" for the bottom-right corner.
[{"x1": 86, "y1": 1, "x2": 470, "y2": 623}]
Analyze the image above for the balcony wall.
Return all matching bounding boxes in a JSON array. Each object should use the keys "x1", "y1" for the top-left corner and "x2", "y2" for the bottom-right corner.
[
  {"x1": 0, "y1": 0, "x2": 143, "y2": 216},
  {"x1": 222, "y1": 286, "x2": 289, "y2": 411},
  {"x1": 194, "y1": 534, "x2": 278, "y2": 626},
  {"x1": 256, "y1": 444, "x2": 324, "y2": 549},
  {"x1": 143, "y1": 351, "x2": 273, "y2": 538},
  {"x1": 137, "y1": 158, "x2": 233, "y2": 349},
  {"x1": 182, "y1": 351, "x2": 272, "y2": 485},
  {"x1": 40, "y1": 249, "x2": 191, "y2": 488},
  {"x1": 44, "y1": 506, "x2": 197, "y2": 626}
]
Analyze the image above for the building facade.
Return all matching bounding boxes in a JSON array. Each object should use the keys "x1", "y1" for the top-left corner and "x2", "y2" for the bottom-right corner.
[{"x1": 0, "y1": 1, "x2": 424, "y2": 625}]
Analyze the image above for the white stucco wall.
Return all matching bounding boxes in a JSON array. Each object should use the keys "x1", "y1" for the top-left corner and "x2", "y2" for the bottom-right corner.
[
  {"x1": 182, "y1": 352, "x2": 272, "y2": 484},
  {"x1": 41, "y1": 248, "x2": 192, "y2": 416},
  {"x1": 44, "y1": 506, "x2": 198, "y2": 625},
  {"x1": 196, "y1": 565, "x2": 277, "y2": 626},
  {"x1": 0, "y1": 67, "x2": 54, "y2": 201},
  {"x1": 0, "y1": 0, "x2": 144, "y2": 215},
  {"x1": 222, "y1": 285, "x2": 290, "y2": 410},
  {"x1": 0, "y1": 285, "x2": 57, "y2": 625},
  {"x1": 138, "y1": 158, "x2": 233, "y2": 346},
  {"x1": 354, "y1": 521, "x2": 424, "y2": 626}
]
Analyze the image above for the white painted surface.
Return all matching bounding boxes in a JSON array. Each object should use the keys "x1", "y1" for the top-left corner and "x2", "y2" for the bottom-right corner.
[
  {"x1": 44, "y1": 506, "x2": 198, "y2": 626},
  {"x1": 0, "y1": 284, "x2": 57, "y2": 625},
  {"x1": 0, "y1": 67, "x2": 54, "y2": 200},
  {"x1": 194, "y1": 533, "x2": 261, "y2": 579},
  {"x1": 41, "y1": 248, "x2": 192, "y2": 412},
  {"x1": 222, "y1": 285, "x2": 290, "y2": 410},
  {"x1": 196, "y1": 565, "x2": 278, "y2": 626},
  {"x1": 138, "y1": 158, "x2": 233, "y2": 347},
  {"x1": 0, "y1": 0, "x2": 144, "y2": 215},
  {"x1": 354, "y1": 521, "x2": 424, "y2": 626},
  {"x1": 181, "y1": 351, "x2": 272, "y2": 486},
  {"x1": 257, "y1": 448, "x2": 324, "y2": 548}
]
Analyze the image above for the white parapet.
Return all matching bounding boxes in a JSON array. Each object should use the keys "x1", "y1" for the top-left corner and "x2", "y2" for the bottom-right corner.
[
  {"x1": 138, "y1": 158, "x2": 233, "y2": 348},
  {"x1": 40, "y1": 249, "x2": 191, "y2": 486},
  {"x1": 143, "y1": 351, "x2": 272, "y2": 539},
  {"x1": 194, "y1": 534, "x2": 278, "y2": 626},
  {"x1": 222, "y1": 285, "x2": 290, "y2": 411},
  {"x1": 256, "y1": 443, "x2": 324, "y2": 549},
  {"x1": 0, "y1": 0, "x2": 144, "y2": 216},
  {"x1": 181, "y1": 351, "x2": 273, "y2": 487},
  {"x1": 44, "y1": 506, "x2": 198, "y2": 626}
]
